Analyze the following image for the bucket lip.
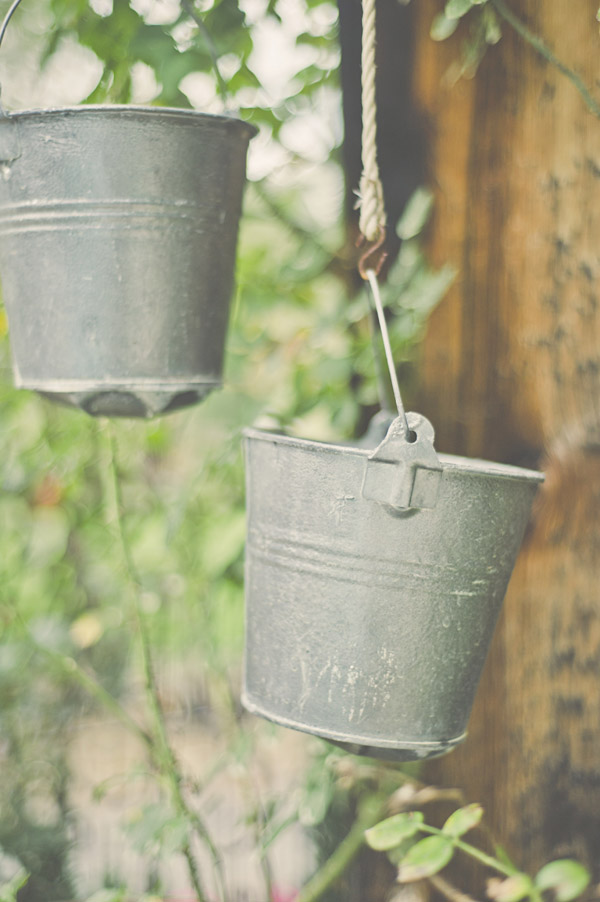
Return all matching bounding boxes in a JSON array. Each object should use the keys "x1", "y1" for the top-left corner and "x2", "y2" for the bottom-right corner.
[
  {"x1": 16, "y1": 376, "x2": 221, "y2": 390},
  {"x1": 1, "y1": 105, "x2": 258, "y2": 136},
  {"x1": 243, "y1": 426, "x2": 545, "y2": 484},
  {"x1": 242, "y1": 690, "x2": 467, "y2": 757}
]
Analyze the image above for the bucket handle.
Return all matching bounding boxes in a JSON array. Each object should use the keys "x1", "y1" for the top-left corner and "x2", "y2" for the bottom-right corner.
[
  {"x1": 0, "y1": 0, "x2": 24, "y2": 112},
  {"x1": 0, "y1": 0, "x2": 21, "y2": 164},
  {"x1": 362, "y1": 412, "x2": 443, "y2": 511}
]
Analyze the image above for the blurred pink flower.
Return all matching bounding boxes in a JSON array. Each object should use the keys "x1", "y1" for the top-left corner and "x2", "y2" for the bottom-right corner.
[{"x1": 271, "y1": 889, "x2": 298, "y2": 902}]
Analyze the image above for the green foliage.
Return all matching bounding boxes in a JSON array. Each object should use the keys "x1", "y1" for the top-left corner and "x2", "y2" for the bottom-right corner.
[
  {"x1": 0, "y1": 870, "x2": 28, "y2": 902},
  {"x1": 444, "y1": 0, "x2": 486, "y2": 20},
  {"x1": 365, "y1": 803, "x2": 591, "y2": 902},
  {"x1": 534, "y1": 860, "x2": 591, "y2": 902},
  {"x1": 430, "y1": 12, "x2": 460, "y2": 41},
  {"x1": 81, "y1": 891, "x2": 128, "y2": 902},
  {"x1": 396, "y1": 835, "x2": 455, "y2": 882},
  {"x1": 396, "y1": 187, "x2": 434, "y2": 241},
  {"x1": 364, "y1": 812, "x2": 424, "y2": 851},
  {"x1": 441, "y1": 802, "x2": 483, "y2": 837},
  {"x1": 431, "y1": 1, "x2": 502, "y2": 80},
  {"x1": 125, "y1": 804, "x2": 190, "y2": 858},
  {"x1": 36, "y1": 0, "x2": 341, "y2": 145}
]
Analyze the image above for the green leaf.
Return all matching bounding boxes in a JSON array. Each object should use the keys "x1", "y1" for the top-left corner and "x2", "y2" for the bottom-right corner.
[
  {"x1": 0, "y1": 869, "x2": 29, "y2": 902},
  {"x1": 534, "y1": 860, "x2": 590, "y2": 902},
  {"x1": 397, "y1": 835, "x2": 455, "y2": 882},
  {"x1": 298, "y1": 783, "x2": 333, "y2": 827},
  {"x1": 442, "y1": 803, "x2": 484, "y2": 837},
  {"x1": 430, "y1": 12, "x2": 460, "y2": 41},
  {"x1": 387, "y1": 835, "x2": 422, "y2": 866},
  {"x1": 494, "y1": 844, "x2": 519, "y2": 870},
  {"x1": 444, "y1": 0, "x2": 476, "y2": 20},
  {"x1": 597, "y1": 6, "x2": 600, "y2": 22},
  {"x1": 83, "y1": 890, "x2": 128, "y2": 902},
  {"x1": 200, "y1": 509, "x2": 246, "y2": 578},
  {"x1": 487, "y1": 874, "x2": 533, "y2": 902},
  {"x1": 28, "y1": 506, "x2": 70, "y2": 566},
  {"x1": 483, "y1": 7, "x2": 502, "y2": 44},
  {"x1": 365, "y1": 811, "x2": 425, "y2": 851},
  {"x1": 126, "y1": 804, "x2": 189, "y2": 855},
  {"x1": 396, "y1": 187, "x2": 434, "y2": 240}
]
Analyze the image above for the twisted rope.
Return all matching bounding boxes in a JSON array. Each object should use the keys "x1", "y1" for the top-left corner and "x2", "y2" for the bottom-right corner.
[{"x1": 358, "y1": 0, "x2": 386, "y2": 246}]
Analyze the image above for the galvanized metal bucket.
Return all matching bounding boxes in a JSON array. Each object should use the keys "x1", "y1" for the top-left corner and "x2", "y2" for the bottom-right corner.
[
  {"x1": 243, "y1": 412, "x2": 544, "y2": 761},
  {"x1": 0, "y1": 107, "x2": 256, "y2": 417}
]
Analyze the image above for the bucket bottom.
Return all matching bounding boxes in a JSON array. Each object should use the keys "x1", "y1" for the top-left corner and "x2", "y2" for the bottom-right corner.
[
  {"x1": 34, "y1": 382, "x2": 219, "y2": 418},
  {"x1": 242, "y1": 693, "x2": 466, "y2": 762},
  {"x1": 329, "y1": 737, "x2": 466, "y2": 763}
]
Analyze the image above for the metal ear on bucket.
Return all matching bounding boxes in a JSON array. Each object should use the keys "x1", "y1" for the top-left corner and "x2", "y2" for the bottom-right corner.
[{"x1": 0, "y1": 0, "x2": 256, "y2": 418}]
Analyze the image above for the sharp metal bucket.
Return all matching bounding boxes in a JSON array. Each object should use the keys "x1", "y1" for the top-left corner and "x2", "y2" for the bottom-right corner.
[
  {"x1": 0, "y1": 106, "x2": 256, "y2": 417},
  {"x1": 243, "y1": 412, "x2": 544, "y2": 761}
]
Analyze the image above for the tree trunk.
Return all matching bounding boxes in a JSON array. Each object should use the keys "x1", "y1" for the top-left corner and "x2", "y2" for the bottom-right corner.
[{"x1": 408, "y1": 0, "x2": 600, "y2": 877}]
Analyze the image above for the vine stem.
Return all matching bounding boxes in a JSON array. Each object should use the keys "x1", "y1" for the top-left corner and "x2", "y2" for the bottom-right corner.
[
  {"x1": 105, "y1": 424, "x2": 227, "y2": 902},
  {"x1": 295, "y1": 794, "x2": 388, "y2": 902},
  {"x1": 44, "y1": 648, "x2": 153, "y2": 752},
  {"x1": 491, "y1": 0, "x2": 600, "y2": 120},
  {"x1": 181, "y1": 0, "x2": 229, "y2": 107},
  {"x1": 10, "y1": 595, "x2": 154, "y2": 752}
]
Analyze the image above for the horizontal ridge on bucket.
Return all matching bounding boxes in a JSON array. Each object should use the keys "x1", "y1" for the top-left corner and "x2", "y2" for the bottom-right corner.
[
  {"x1": 242, "y1": 413, "x2": 544, "y2": 761},
  {"x1": 0, "y1": 107, "x2": 256, "y2": 417}
]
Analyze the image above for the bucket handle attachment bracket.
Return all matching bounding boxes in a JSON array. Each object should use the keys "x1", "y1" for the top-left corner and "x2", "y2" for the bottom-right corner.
[
  {"x1": 0, "y1": 112, "x2": 20, "y2": 163},
  {"x1": 362, "y1": 412, "x2": 442, "y2": 511}
]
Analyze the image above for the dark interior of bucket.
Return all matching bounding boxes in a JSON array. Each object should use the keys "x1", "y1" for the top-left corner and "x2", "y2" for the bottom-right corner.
[{"x1": 330, "y1": 739, "x2": 459, "y2": 762}]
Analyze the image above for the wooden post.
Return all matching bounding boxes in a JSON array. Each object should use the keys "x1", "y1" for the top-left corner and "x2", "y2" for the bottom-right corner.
[{"x1": 410, "y1": 0, "x2": 600, "y2": 874}]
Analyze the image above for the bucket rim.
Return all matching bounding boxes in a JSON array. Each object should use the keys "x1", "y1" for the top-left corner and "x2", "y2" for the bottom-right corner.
[
  {"x1": 243, "y1": 425, "x2": 545, "y2": 484},
  {"x1": 0, "y1": 105, "x2": 258, "y2": 135}
]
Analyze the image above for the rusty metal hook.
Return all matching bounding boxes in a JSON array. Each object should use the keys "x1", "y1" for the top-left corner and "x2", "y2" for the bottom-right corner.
[{"x1": 357, "y1": 227, "x2": 387, "y2": 281}]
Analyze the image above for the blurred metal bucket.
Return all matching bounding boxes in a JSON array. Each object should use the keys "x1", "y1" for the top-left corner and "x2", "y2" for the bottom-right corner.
[
  {"x1": 243, "y1": 413, "x2": 543, "y2": 761},
  {"x1": 0, "y1": 107, "x2": 256, "y2": 417}
]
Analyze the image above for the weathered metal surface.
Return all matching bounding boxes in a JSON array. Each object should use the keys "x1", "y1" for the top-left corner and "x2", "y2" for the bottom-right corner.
[
  {"x1": 243, "y1": 414, "x2": 544, "y2": 761},
  {"x1": 0, "y1": 107, "x2": 256, "y2": 417}
]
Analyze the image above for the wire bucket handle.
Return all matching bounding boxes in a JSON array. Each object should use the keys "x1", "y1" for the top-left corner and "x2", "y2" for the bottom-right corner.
[{"x1": 0, "y1": 0, "x2": 25, "y2": 110}]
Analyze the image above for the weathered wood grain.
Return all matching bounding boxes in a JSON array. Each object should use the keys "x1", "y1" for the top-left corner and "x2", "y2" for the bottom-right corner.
[{"x1": 411, "y1": 0, "x2": 600, "y2": 875}]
